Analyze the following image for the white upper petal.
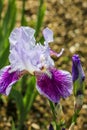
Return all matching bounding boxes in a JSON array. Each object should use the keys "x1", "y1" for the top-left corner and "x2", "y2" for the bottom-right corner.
[
  {"x1": 9, "y1": 26, "x2": 55, "y2": 74},
  {"x1": 43, "y1": 27, "x2": 53, "y2": 43},
  {"x1": 9, "y1": 26, "x2": 35, "y2": 49}
]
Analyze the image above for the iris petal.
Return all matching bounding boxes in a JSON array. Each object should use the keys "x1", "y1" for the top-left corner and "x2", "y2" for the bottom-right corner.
[
  {"x1": 43, "y1": 27, "x2": 53, "y2": 43},
  {"x1": 36, "y1": 68, "x2": 73, "y2": 103},
  {"x1": 50, "y1": 48, "x2": 64, "y2": 57},
  {"x1": 0, "y1": 66, "x2": 20, "y2": 95},
  {"x1": 9, "y1": 27, "x2": 55, "y2": 74},
  {"x1": 9, "y1": 26, "x2": 35, "y2": 50}
]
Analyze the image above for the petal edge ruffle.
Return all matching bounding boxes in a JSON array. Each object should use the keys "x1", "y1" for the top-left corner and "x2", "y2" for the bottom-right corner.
[{"x1": 36, "y1": 68, "x2": 73, "y2": 103}]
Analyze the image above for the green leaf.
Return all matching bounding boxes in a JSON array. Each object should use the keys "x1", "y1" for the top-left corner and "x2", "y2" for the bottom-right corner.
[
  {"x1": 2, "y1": 0, "x2": 16, "y2": 35},
  {"x1": 23, "y1": 76, "x2": 37, "y2": 112},
  {"x1": 12, "y1": 120, "x2": 16, "y2": 130},
  {"x1": 0, "y1": 0, "x2": 3, "y2": 20},
  {"x1": 10, "y1": 89, "x2": 24, "y2": 115},
  {"x1": 0, "y1": 0, "x2": 16, "y2": 55},
  {"x1": 21, "y1": 0, "x2": 26, "y2": 25},
  {"x1": 49, "y1": 101, "x2": 56, "y2": 121},
  {"x1": 0, "y1": 45, "x2": 9, "y2": 69},
  {"x1": 35, "y1": 0, "x2": 46, "y2": 38}
]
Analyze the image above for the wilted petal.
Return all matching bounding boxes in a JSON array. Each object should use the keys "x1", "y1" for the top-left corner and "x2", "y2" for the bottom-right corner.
[
  {"x1": 36, "y1": 68, "x2": 73, "y2": 103},
  {"x1": 0, "y1": 66, "x2": 21, "y2": 95},
  {"x1": 43, "y1": 27, "x2": 53, "y2": 43}
]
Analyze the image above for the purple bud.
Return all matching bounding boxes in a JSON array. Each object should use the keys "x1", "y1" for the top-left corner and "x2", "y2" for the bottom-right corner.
[
  {"x1": 72, "y1": 54, "x2": 85, "y2": 95},
  {"x1": 62, "y1": 128, "x2": 66, "y2": 130},
  {"x1": 72, "y1": 54, "x2": 85, "y2": 82},
  {"x1": 49, "y1": 124, "x2": 54, "y2": 130}
]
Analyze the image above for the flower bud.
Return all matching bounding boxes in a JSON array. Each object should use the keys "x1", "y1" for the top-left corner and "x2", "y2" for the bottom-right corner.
[
  {"x1": 72, "y1": 54, "x2": 85, "y2": 96},
  {"x1": 49, "y1": 124, "x2": 54, "y2": 130}
]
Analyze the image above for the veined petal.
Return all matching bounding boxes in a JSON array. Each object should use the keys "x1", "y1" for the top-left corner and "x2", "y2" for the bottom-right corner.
[
  {"x1": 43, "y1": 27, "x2": 53, "y2": 43},
  {"x1": 0, "y1": 66, "x2": 21, "y2": 95},
  {"x1": 9, "y1": 39, "x2": 54, "y2": 74},
  {"x1": 36, "y1": 68, "x2": 73, "y2": 103},
  {"x1": 9, "y1": 26, "x2": 35, "y2": 50},
  {"x1": 9, "y1": 26, "x2": 38, "y2": 74},
  {"x1": 9, "y1": 44, "x2": 38, "y2": 74}
]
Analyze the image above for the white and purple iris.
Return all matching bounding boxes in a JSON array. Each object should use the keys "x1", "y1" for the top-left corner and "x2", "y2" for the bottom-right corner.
[{"x1": 0, "y1": 26, "x2": 73, "y2": 103}]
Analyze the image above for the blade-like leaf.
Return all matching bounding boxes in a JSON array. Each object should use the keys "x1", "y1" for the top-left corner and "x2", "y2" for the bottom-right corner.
[
  {"x1": 10, "y1": 89, "x2": 24, "y2": 115},
  {"x1": 23, "y1": 76, "x2": 37, "y2": 112},
  {"x1": 35, "y1": 0, "x2": 46, "y2": 38},
  {"x1": 0, "y1": 45, "x2": 9, "y2": 69}
]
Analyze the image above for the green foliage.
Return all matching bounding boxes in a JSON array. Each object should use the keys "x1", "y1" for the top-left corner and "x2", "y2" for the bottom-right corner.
[
  {"x1": 0, "y1": 46, "x2": 9, "y2": 68},
  {"x1": 0, "y1": 0, "x2": 17, "y2": 68},
  {"x1": 23, "y1": 76, "x2": 37, "y2": 112},
  {"x1": 35, "y1": 0, "x2": 46, "y2": 38},
  {"x1": 10, "y1": 89, "x2": 24, "y2": 116},
  {"x1": 73, "y1": 78, "x2": 85, "y2": 96},
  {"x1": 21, "y1": 0, "x2": 28, "y2": 26},
  {"x1": 12, "y1": 120, "x2": 17, "y2": 130}
]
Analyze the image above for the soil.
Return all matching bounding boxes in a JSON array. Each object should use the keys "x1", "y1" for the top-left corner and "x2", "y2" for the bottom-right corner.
[{"x1": 0, "y1": 0, "x2": 87, "y2": 130}]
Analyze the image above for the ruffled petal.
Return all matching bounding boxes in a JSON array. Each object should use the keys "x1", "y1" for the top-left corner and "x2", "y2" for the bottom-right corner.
[
  {"x1": 0, "y1": 66, "x2": 21, "y2": 95},
  {"x1": 9, "y1": 44, "x2": 38, "y2": 74},
  {"x1": 9, "y1": 26, "x2": 35, "y2": 50},
  {"x1": 36, "y1": 68, "x2": 73, "y2": 103},
  {"x1": 43, "y1": 27, "x2": 53, "y2": 43},
  {"x1": 9, "y1": 40, "x2": 54, "y2": 74},
  {"x1": 9, "y1": 27, "x2": 38, "y2": 74}
]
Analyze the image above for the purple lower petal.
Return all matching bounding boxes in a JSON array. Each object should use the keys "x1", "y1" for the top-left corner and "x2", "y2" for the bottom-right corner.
[
  {"x1": 0, "y1": 66, "x2": 21, "y2": 95},
  {"x1": 36, "y1": 68, "x2": 73, "y2": 103}
]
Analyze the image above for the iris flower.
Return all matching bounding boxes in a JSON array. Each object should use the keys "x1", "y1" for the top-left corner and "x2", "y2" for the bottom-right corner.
[
  {"x1": 72, "y1": 54, "x2": 85, "y2": 96},
  {"x1": 0, "y1": 26, "x2": 73, "y2": 103}
]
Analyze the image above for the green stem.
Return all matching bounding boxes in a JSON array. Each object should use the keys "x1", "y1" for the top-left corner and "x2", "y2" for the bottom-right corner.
[
  {"x1": 72, "y1": 110, "x2": 80, "y2": 124},
  {"x1": 49, "y1": 101, "x2": 56, "y2": 122},
  {"x1": 49, "y1": 101, "x2": 61, "y2": 130},
  {"x1": 56, "y1": 123, "x2": 61, "y2": 130},
  {"x1": 17, "y1": 113, "x2": 25, "y2": 130}
]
